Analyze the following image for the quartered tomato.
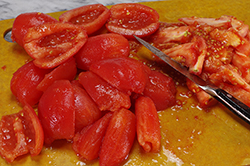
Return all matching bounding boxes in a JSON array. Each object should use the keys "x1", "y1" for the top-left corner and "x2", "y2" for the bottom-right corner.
[
  {"x1": 23, "y1": 22, "x2": 88, "y2": 69},
  {"x1": 78, "y1": 71, "x2": 131, "y2": 112},
  {"x1": 11, "y1": 12, "x2": 58, "y2": 47},
  {"x1": 0, "y1": 104, "x2": 44, "y2": 163},
  {"x1": 10, "y1": 61, "x2": 51, "y2": 106},
  {"x1": 99, "y1": 108, "x2": 136, "y2": 166},
  {"x1": 106, "y1": 3, "x2": 160, "y2": 38},
  {"x1": 90, "y1": 57, "x2": 151, "y2": 95},
  {"x1": 75, "y1": 33, "x2": 130, "y2": 70},
  {"x1": 143, "y1": 70, "x2": 176, "y2": 110},
  {"x1": 59, "y1": 4, "x2": 110, "y2": 35},
  {"x1": 135, "y1": 96, "x2": 161, "y2": 153},
  {"x1": 72, "y1": 112, "x2": 113, "y2": 161},
  {"x1": 71, "y1": 82, "x2": 102, "y2": 131},
  {"x1": 38, "y1": 80, "x2": 75, "y2": 145},
  {"x1": 36, "y1": 57, "x2": 77, "y2": 91}
]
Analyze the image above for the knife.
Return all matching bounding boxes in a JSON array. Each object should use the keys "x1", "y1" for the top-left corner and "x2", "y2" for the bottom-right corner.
[{"x1": 134, "y1": 35, "x2": 250, "y2": 125}]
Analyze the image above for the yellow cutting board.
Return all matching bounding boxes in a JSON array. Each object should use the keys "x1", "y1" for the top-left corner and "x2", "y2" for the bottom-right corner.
[{"x1": 1, "y1": 0, "x2": 250, "y2": 165}]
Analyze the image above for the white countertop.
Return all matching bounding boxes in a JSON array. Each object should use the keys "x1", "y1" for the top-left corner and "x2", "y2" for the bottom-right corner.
[{"x1": 0, "y1": 0, "x2": 159, "y2": 20}]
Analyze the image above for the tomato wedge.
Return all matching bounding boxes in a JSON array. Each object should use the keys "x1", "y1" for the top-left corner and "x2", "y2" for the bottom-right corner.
[
  {"x1": 135, "y1": 96, "x2": 161, "y2": 153},
  {"x1": 59, "y1": 4, "x2": 110, "y2": 35},
  {"x1": 99, "y1": 108, "x2": 136, "y2": 166},
  {"x1": 36, "y1": 57, "x2": 77, "y2": 92},
  {"x1": 106, "y1": 3, "x2": 160, "y2": 38},
  {"x1": 10, "y1": 61, "x2": 51, "y2": 106},
  {"x1": 90, "y1": 57, "x2": 151, "y2": 95},
  {"x1": 75, "y1": 33, "x2": 130, "y2": 71},
  {"x1": 0, "y1": 104, "x2": 44, "y2": 163},
  {"x1": 23, "y1": 22, "x2": 88, "y2": 69},
  {"x1": 143, "y1": 70, "x2": 176, "y2": 110},
  {"x1": 11, "y1": 12, "x2": 58, "y2": 47},
  {"x1": 78, "y1": 71, "x2": 131, "y2": 112},
  {"x1": 38, "y1": 80, "x2": 75, "y2": 145},
  {"x1": 71, "y1": 82, "x2": 102, "y2": 131},
  {"x1": 72, "y1": 112, "x2": 113, "y2": 161}
]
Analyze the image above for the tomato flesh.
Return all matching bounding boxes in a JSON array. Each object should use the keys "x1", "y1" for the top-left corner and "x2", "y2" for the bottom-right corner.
[
  {"x1": 11, "y1": 12, "x2": 58, "y2": 47},
  {"x1": 59, "y1": 4, "x2": 110, "y2": 35},
  {"x1": 23, "y1": 22, "x2": 88, "y2": 69},
  {"x1": 0, "y1": 105, "x2": 44, "y2": 163},
  {"x1": 70, "y1": 9, "x2": 102, "y2": 24},
  {"x1": 106, "y1": 3, "x2": 160, "y2": 38}
]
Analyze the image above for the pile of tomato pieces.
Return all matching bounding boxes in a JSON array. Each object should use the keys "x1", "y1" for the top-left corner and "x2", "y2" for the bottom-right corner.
[
  {"x1": 2, "y1": 2, "x2": 250, "y2": 165},
  {"x1": 0, "y1": 3, "x2": 178, "y2": 165}
]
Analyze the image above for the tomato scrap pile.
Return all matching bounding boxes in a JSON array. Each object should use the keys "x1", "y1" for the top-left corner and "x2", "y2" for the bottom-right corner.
[{"x1": 1, "y1": 2, "x2": 250, "y2": 166}]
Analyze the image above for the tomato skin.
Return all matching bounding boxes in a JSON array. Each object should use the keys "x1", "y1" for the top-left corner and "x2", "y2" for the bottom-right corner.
[
  {"x1": 143, "y1": 70, "x2": 176, "y2": 110},
  {"x1": 106, "y1": 3, "x2": 160, "y2": 38},
  {"x1": 135, "y1": 96, "x2": 161, "y2": 153},
  {"x1": 59, "y1": 4, "x2": 110, "y2": 35},
  {"x1": 11, "y1": 12, "x2": 58, "y2": 47},
  {"x1": 37, "y1": 57, "x2": 77, "y2": 91},
  {"x1": 75, "y1": 33, "x2": 130, "y2": 70},
  {"x1": 23, "y1": 22, "x2": 88, "y2": 69},
  {"x1": 38, "y1": 80, "x2": 75, "y2": 145},
  {"x1": 72, "y1": 112, "x2": 113, "y2": 161},
  {"x1": 0, "y1": 104, "x2": 44, "y2": 163},
  {"x1": 71, "y1": 82, "x2": 102, "y2": 131},
  {"x1": 10, "y1": 61, "x2": 51, "y2": 106},
  {"x1": 90, "y1": 57, "x2": 150, "y2": 95},
  {"x1": 99, "y1": 108, "x2": 136, "y2": 166},
  {"x1": 78, "y1": 71, "x2": 131, "y2": 112}
]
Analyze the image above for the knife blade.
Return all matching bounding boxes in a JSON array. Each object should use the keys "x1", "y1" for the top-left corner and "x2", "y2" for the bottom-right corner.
[{"x1": 134, "y1": 35, "x2": 250, "y2": 125}]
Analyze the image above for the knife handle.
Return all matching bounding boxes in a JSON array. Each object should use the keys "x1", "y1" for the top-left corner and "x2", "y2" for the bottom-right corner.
[{"x1": 213, "y1": 88, "x2": 250, "y2": 124}]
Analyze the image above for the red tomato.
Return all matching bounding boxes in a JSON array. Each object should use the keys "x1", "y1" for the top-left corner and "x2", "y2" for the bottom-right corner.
[
  {"x1": 90, "y1": 57, "x2": 151, "y2": 95},
  {"x1": 36, "y1": 57, "x2": 77, "y2": 91},
  {"x1": 59, "y1": 4, "x2": 110, "y2": 35},
  {"x1": 11, "y1": 12, "x2": 58, "y2": 47},
  {"x1": 135, "y1": 96, "x2": 161, "y2": 153},
  {"x1": 23, "y1": 22, "x2": 88, "y2": 69},
  {"x1": 71, "y1": 82, "x2": 102, "y2": 131},
  {"x1": 106, "y1": 3, "x2": 160, "y2": 38},
  {"x1": 75, "y1": 33, "x2": 130, "y2": 70},
  {"x1": 78, "y1": 71, "x2": 131, "y2": 112},
  {"x1": 143, "y1": 70, "x2": 176, "y2": 110},
  {"x1": 72, "y1": 112, "x2": 113, "y2": 161},
  {"x1": 0, "y1": 104, "x2": 44, "y2": 163},
  {"x1": 10, "y1": 61, "x2": 51, "y2": 106},
  {"x1": 38, "y1": 80, "x2": 75, "y2": 145},
  {"x1": 99, "y1": 108, "x2": 136, "y2": 166}
]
